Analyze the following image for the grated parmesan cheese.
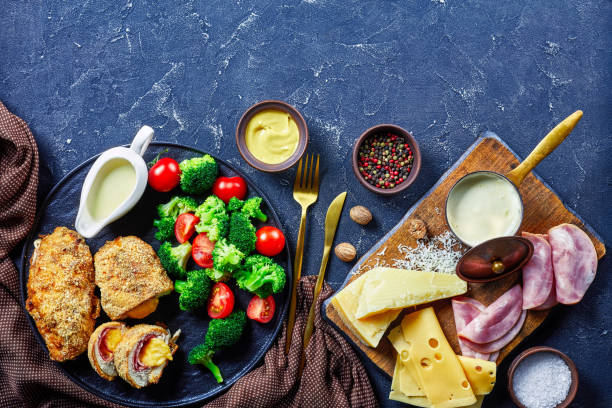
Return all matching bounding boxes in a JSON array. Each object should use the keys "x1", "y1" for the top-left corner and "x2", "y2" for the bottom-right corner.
[{"x1": 391, "y1": 231, "x2": 465, "y2": 274}]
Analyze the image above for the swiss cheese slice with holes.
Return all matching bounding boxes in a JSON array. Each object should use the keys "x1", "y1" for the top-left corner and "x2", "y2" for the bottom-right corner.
[
  {"x1": 457, "y1": 356, "x2": 496, "y2": 395},
  {"x1": 390, "y1": 355, "x2": 431, "y2": 407},
  {"x1": 354, "y1": 268, "x2": 467, "y2": 319},
  {"x1": 388, "y1": 326, "x2": 496, "y2": 397},
  {"x1": 330, "y1": 272, "x2": 400, "y2": 348},
  {"x1": 400, "y1": 307, "x2": 476, "y2": 408},
  {"x1": 388, "y1": 352, "x2": 485, "y2": 408}
]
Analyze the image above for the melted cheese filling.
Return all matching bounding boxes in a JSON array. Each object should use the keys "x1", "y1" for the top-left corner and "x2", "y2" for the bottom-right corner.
[
  {"x1": 126, "y1": 298, "x2": 159, "y2": 319},
  {"x1": 139, "y1": 337, "x2": 172, "y2": 367},
  {"x1": 104, "y1": 328, "x2": 122, "y2": 352}
]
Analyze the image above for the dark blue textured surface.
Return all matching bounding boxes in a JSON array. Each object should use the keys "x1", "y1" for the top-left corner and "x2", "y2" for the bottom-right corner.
[{"x1": 3, "y1": 1, "x2": 611, "y2": 407}]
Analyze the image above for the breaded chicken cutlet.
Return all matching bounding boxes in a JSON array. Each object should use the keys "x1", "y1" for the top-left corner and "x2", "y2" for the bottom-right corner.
[
  {"x1": 94, "y1": 236, "x2": 174, "y2": 320},
  {"x1": 26, "y1": 226, "x2": 100, "y2": 361}
]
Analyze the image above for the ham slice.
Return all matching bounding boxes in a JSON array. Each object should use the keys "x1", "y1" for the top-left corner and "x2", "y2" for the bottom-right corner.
[
  {"x1": 489, "y1": 351, "x2": 499, "y2": 362},
  {"x1": 452, "y1": 297, "x2": 491, "y2": 360},
  {"x1": 532, "y1": 283, "x2": 558, "y2": 311},
  {"x1": 521, "y1": 232, "x2": 554, "y2": 309},
  {"x1": 459, "y1": 310, "x2": 527, "y2": 353},
  {"x1": 548, "y1": 224, "x2": 598, "y2": 304},
  {"x1": 458, "y1": 285, "x2": 522, "y2": 344}
]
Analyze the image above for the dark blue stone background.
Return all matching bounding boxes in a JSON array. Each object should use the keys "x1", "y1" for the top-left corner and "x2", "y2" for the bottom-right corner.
[{"x1": 3, "y1": 1, "x2": 611, "y2": 407}]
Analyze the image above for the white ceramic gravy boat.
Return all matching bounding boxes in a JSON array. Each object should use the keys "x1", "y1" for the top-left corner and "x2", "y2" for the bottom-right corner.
[{"x1": 75, "y1": 126, "x2": 154, "y2": 238}]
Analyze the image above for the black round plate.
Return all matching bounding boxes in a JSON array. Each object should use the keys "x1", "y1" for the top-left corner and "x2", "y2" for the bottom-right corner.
[{"x1": 19, "y1": 143, "x2": 292, "y2": 407}]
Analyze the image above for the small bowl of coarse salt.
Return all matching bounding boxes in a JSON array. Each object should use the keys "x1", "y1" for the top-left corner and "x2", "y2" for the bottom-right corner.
[{"x1": 508, "y1": 346, "x2": 579, "y2": 408}]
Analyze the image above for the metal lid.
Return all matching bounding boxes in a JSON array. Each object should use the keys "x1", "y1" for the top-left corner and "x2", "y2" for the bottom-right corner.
[{"x1": 456, "y1": 236, "x2": 534, "y2": 283}]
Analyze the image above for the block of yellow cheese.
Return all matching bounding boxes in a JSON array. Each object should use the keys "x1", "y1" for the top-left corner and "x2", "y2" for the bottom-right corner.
[
  {"x1": 330, "y1": 272, "x2": 400, "y2": 348},
  {"x1": 355, "y1": 268, "x2": 467, "y2": 319},
  {"x1": 458, "y1": 356, "x2": 496, "y2": 395},
  {"x1": 400, "y1": 307, "x2": 476, "y2": 408}
]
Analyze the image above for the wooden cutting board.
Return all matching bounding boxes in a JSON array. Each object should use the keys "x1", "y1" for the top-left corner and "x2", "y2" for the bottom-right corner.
[{"x1": 323, "y1": 133, "x2": 606, "y2": 377}]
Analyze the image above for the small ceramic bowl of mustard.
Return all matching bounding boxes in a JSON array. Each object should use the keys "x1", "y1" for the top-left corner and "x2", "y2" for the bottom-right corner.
[
  {"x1": 236, "y1": 100, "x2": 308, "y2": 172},
  {"x1": 351, "y1": 124, "x2": 421, "y2": 195}
]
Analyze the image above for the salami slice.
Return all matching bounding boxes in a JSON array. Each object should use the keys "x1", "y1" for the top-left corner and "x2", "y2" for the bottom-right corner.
[
  {"x1": 459, "y1": 310, "x2": 527, "y2": 353},
  {"x1": 451, "y1": 297, "x2": 490, "y2": 360},
  {"x1": 521, "y1": 232, "x2": 554, "y2": 309},
  {"x1": 548, "y1": 224, "x2": 598, "y2": 304},
  {"x1": 458, "y1": 285, "x2": 522, "y2": 344}
]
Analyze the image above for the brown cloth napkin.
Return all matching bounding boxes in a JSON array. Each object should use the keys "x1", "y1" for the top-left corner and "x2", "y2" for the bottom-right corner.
[{"x1": 0, "y1": 101, "x2": 378, "y2": 408}]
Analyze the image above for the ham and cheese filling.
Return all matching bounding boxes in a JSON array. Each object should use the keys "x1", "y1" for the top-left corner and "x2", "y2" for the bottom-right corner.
[
  {"x1": 98, "y1": 328, "x2": 122, "y2": 362},
  {"x1": 134, "y1": 334, "x2": 172, "y2": 371}
]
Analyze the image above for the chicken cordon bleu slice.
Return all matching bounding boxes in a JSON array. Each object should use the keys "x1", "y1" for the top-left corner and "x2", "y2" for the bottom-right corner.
[
  {"x1": 88, "y1": 322, "x2": 128, "y2": 381},
  {"x1": 94, "y1": 236, "x2": 174, "y2": 320},
  {"x1": 26, "y1": 226, "x2": 100, "y2": 361},
  {"x1": 114, "y1": 324, "x2": 180, "y2": 388}
]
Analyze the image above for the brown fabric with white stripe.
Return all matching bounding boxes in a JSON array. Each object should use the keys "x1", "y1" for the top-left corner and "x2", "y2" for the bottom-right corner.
[{"x1": 0, "y1": 101, "x2": 377, "y2": 408}]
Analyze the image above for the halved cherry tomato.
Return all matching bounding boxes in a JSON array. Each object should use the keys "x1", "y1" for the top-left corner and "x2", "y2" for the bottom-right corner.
[
  {"x1": 247, "y1": 295, "x2": 275, "y2": 323},
  {"x1": 212, "y1": 176, "x2": 247, "y2": 204},
  {"x1": 148, "y1": 157, "x2": 181, "y2": 192},
  {"x1": 255, "y1": 226, "x2": 285, "y2": 257},
  {"x1": 207, "y1": 283, "x2": 235, "y2": 319},
  {"x1": 192, "y1": 232, "x2": 214, "y2": 268},
  {"x1": 175, "y1": 213, "x2": 199, "y2": 243}
]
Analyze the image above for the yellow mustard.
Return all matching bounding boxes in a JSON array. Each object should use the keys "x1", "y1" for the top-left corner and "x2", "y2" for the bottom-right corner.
[
  {"x1": 245, "y1": 109, "x2": 299, "y2": 164},
  {"x1": 140, "y1": 337, "x2": 173, "y2": 367}
]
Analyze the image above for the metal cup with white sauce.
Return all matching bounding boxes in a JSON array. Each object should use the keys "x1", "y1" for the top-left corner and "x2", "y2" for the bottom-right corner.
[{"x1": 445, "y1": 110, "x2": 583, "y2": 247}]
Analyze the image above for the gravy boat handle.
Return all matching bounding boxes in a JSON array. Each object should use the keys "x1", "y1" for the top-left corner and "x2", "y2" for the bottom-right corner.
[
  {"x1": 130, "y1": 125, "x2": 155, "y2": 156},
  {"x1": 506, "y1": 110, "x2": 582, "y2": 187}
]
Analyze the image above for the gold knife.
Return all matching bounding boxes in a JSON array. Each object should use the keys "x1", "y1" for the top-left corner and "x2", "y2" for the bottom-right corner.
[{"x1": 298, "y1": 191, "x2": 347, "y2": 375}]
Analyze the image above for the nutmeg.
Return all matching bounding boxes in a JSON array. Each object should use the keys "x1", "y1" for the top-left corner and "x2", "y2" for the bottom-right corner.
[
  {"x1": 334, "y1": 243, "x2": 357, "y2": 262},
  {"x1": 350, "y1": 205, "x2": 372, "y2": 225},
  {"x1": 407, "y1": 218, "x2": 427, "y2": 240}
]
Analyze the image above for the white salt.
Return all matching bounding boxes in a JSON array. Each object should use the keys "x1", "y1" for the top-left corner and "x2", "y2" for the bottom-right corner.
[{"x1": 512, "y1": 352, "x2": 572, "y2": 408}]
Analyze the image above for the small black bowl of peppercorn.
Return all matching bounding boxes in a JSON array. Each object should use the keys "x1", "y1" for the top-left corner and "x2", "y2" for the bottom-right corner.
[{"x1": 352, "y1": 124, "x2": 421, "y2": 195}]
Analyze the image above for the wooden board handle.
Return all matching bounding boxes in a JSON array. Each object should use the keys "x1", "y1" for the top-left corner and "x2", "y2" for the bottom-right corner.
[{"x1": 506, "y1": 110, "x2": 583, "y2": 186}]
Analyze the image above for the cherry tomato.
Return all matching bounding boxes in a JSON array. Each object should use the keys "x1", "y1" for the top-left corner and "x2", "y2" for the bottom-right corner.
[
  {"x1": 174, "y1": 213, "x2": 199, "y2": 244},
  {"x1": 255, "y1": 226, "x2": 285, "y2": 256},
  {"x1": 247, "y1": 295, "x2": 275, "y2": 323},
  {"x1": 212, "y1": 176, "x2": 247, "y2": 204},
  {"x1": 207, "y1": 283, "x2": 235, "y2": 319},
  {"x1": 148, "y1": 157, "x2": 181, "y2": 192},
  {"x1": 192, "y1": 232, "x2": 214, "y2": 268}
]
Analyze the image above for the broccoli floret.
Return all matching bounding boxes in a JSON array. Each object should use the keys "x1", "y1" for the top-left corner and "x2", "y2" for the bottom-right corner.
[
  {"x1": 227, "y1": 197, "x2": 244, "y2": 212},
  {"x1": 195, "y1": 196, "x2": 229, "y2": 242},
  {"x1": 153, "y1": 217, "x2": 175, "y2": 241},
  {"x1": 241, "y1": 197, "x2": 267, "y2": 222},
  {"x1": 212, "y1": 238, "x2": 244, "y2": 272},
  {"x1": 158, "y1": 241, "x2": 192, "y2": 279},
  {"x1": 179, "y1": 154, "x2": 218, "y2": 194},
  {"x1": 228, "y1": 212, "x2": 256, "y2": 254},
  {"x1": 188, "y1": 310, "x2": 247, "y2": 383},
  {"x1": 234, "y1": 255, "x2": 286, "y2": 298},
  {"x1": 205, "y1": 267, "x2": 231, "y2": 282},
  {"x1": 195, "y1": 195, "x2": 226, "y2": 224},
  {"x1": 157, "y1": 196, "x2": 199, "y2": 219},
  {"x1": 174, "y1": 269, "x2": 212, "y2": 311},
  {"x1": 196, "y1": 214, "x2": 229, "y2": 242}
]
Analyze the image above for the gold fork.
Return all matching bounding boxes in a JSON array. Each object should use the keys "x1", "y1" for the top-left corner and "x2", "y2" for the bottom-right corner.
[{"x1": 285, "y1": 154, "x2": 320, "y2": 355}]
